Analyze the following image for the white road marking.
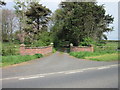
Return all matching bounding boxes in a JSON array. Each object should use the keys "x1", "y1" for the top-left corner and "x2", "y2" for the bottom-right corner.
[
  {"x1": 19, "y1": 76, "x2": 45, "y2": 80},
  {"x1": 1, "y1": 64, "x2": 118, "y2": 81},
  {"x1": 65, "y1": 72, "x2": 77, "y2": 74},
  {"x1": 65, "y1": 71, "x2": 83, "y2": 74},
  {"x1": 110, "y1": 64, "x2": 119, "y2": 67},
  {"x1": 0, "y1": 77, "x2": 21, "y2": 81},
  {"x1": 97, "y1": 66, "x2": 110, "y2": 70},
  {"x1": 57, "y1": 71, "x2": 65, "y2": 74}
]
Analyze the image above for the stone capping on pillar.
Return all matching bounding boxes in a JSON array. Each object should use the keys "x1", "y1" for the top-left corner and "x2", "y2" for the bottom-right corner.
[{"x1": 20, "y1": 44, "x2": 25, "y2": 47}]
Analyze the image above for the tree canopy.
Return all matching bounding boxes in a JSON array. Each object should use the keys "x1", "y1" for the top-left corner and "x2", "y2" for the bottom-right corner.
[
  {"x1": 25, "y1": 2, "x2": 51, "y2": 44},
  {"x1": 51, "y1": 2, "x2": 114, "y2": 47},
  {"x1": 25, "y1": 2, "x2": 51, "y2": 32},
  {"x1": 2, "y1": 1, "x2": 114, "y2": 48},
  {"x1": 13, "y1": 1, "x2": 52, "y2": 44},
  {"x1": 0, "y1": 0, "x2": 6, "y2": 7}
]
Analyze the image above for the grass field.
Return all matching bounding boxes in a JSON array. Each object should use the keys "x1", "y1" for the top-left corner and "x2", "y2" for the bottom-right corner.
[
  {"x1": 105, "y1": 41, "x2": 118, "y2": 47},
  {"x1": 94, "y1": 41, "x2": 118, "y2": 52}
]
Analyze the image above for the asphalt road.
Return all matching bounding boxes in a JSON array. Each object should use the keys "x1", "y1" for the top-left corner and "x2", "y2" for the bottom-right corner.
[{"x1": 2, "y1": 52, "x2": 118, "y2": 88}]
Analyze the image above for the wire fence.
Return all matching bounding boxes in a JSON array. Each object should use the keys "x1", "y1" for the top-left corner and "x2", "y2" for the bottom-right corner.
[{"x1": 94, "y1": 46, "x2": 118, "y2": 52}]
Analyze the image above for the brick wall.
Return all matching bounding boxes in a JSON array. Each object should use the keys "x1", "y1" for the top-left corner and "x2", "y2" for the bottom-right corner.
[
  {"x1": 20, "y1": 44, "x2": 53, "y2": 55},
  {"x1": 70, "y1": 46, "x2": 94, "y2": 52}
]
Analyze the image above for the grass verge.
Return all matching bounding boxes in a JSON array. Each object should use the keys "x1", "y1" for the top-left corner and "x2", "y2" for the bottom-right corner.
[
  {"x1": 85, "y1": 53, "x2": 118, "y2": 61},
  {"x1": 1, "y1": 54, "x2": 43, "y2": 67},
  {"x1": 69, "y1": 51, "x2": 119, "y2": 61}
]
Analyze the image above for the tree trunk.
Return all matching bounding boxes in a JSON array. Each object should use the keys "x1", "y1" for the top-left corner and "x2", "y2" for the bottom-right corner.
[{"x1": 37, "y1": 18, "x2": 39, "y2": 31}]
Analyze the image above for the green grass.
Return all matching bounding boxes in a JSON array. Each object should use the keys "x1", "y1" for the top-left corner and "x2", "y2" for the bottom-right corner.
[
  {"x1": 94, "y1": 41, "x2": 118, "y2": 52},
  {"x1": 1, "y1": 42, "x2": 44, "y2": 67},
  {"x1": 69, "y1": 50, "x2": 118, "y2": 58},
  {"x1": 69, "y1": 51, "x2": 119, "y2": 61},
  {"x1": 105, "y1": 41, "x2": 118, "y2": 47},
  {"x1": 52, "y1": 48, "x2": 57, "y2": 53},
  {"x1": 85, "y1": 53, "x2": 118, "y2": 61},
  {"x1": 2, "y1": 54, "x2": 43, "y2": 67},
  {"x1": 70, "y1": 41, "x2": 118, "y2": 61}
]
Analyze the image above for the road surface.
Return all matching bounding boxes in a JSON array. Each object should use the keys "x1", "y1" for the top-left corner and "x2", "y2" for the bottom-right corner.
[{"x1": 2, "y1": 52, "x2": 118, "y2": 88}]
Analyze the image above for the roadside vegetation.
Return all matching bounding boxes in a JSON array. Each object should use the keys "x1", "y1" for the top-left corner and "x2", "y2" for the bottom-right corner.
[
  {"x1": 85, "y1": 53, "x2": 118, "y2": 61},
  {"x1": 70, "y1": 51, "x2": 119, "y2": 61},
  {"x1": 1, "y1": 54, "x2": 43, "y2": 67},
  {"x1": 1, "y1": 0, "x2": 52, "y2": 67},
  {"x1": 69, "y1": 41, "x2": 119, "y2": 61},
  {"x1": 1, "y1": 42, "x2": 46, "y2": 67},
  {"x1": 1, "y1": 1, "x2": 118, "y2": 66},
  {"x1": 2, "y1": 43, "x2": 20, "y2": 56},
  {"x1": 52, "y1": 48, "x2": 57, "y2": 53}
]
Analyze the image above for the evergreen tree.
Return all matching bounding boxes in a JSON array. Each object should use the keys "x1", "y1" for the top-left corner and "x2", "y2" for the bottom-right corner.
[
  {"x1": 25, "y1": 2, "x2": 51, "y2": 43},
  {"x1": 51, "y1": 2, "x2": 114, "y2": 46},
  {"x1": 25, "y1": 2, "x2": 51, "y2": 32}
]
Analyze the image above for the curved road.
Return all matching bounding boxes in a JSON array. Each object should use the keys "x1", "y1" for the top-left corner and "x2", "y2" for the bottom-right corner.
[{"x1": 2, "y1": 52, "x2": 118, "y2": 88}]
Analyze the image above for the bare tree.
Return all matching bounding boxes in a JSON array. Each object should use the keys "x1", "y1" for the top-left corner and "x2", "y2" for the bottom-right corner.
[{"x1": 2, "y1": 9, "x2": 17, "y2": 42}]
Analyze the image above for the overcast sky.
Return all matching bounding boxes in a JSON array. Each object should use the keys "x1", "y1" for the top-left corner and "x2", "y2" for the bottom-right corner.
[{"x1": 2, "y1": 0, "x2": 119, "y2": 40}]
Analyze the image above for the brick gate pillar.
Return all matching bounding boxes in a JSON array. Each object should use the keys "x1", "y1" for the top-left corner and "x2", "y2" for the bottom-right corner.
[
  {"x1": 20, "y1": 44, "x2": 25, "y2": 55},
  {"x1": 90, "y1": 46, "x2": 94, "y2": 52}
]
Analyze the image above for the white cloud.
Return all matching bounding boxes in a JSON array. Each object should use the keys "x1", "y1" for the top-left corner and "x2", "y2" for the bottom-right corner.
[
  {"x1": 4, "y1": 0, "x2": 62, "y2": 3},
  {"x1": 41, "y1": 0, "x2": 61, "y2": 3},
  {"x1": 3, "y1": 0, "x2": 13, "y2": 2},
  {"x1": 97, "y1": 0, "x2": 120, "y2": 2},
  {"x1": 4, "y1": 0, "x2": 120, "y2": 3}
]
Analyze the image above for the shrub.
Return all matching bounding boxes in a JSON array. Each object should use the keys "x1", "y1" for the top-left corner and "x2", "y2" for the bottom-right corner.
[
  {"x1": 34, "y1": 54, "x2": 43, "y2": 58},
  {"x1": 32, "y1": 40, "x2": 47, "y2": 47},
  {"x1": 95, "y1": 40, "x2": 106, "y2": 46},
  {"x1": 2, "y1": 43, "x2": 20, "y2": 56},
  {"x1": 80, "y1": 37, "x2": 95, "y2": 46},
  {"x1": 2, "y1": 46, "x2": 19, "y2": 56},
  {"x1": 31, "y1": 31, "x2": 53, "y2": 47},
  {"x1": 70, "y1": 52, "x2": 93, "y2": 59}
]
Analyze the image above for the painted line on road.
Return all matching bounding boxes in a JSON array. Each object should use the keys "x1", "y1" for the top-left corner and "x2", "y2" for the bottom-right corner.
[
  {"x1": 19, "y1": 76, "x2": 45, "y2": 80},
  {"x1": 65, "y1": 71, "x2": 83, "y2": 74},
  {"x1": 1, "y1": 64, "x2": 118, "y2": 81},
  {"x1": 97, "y1": 66, "x2": 110, "y2": 70}
]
